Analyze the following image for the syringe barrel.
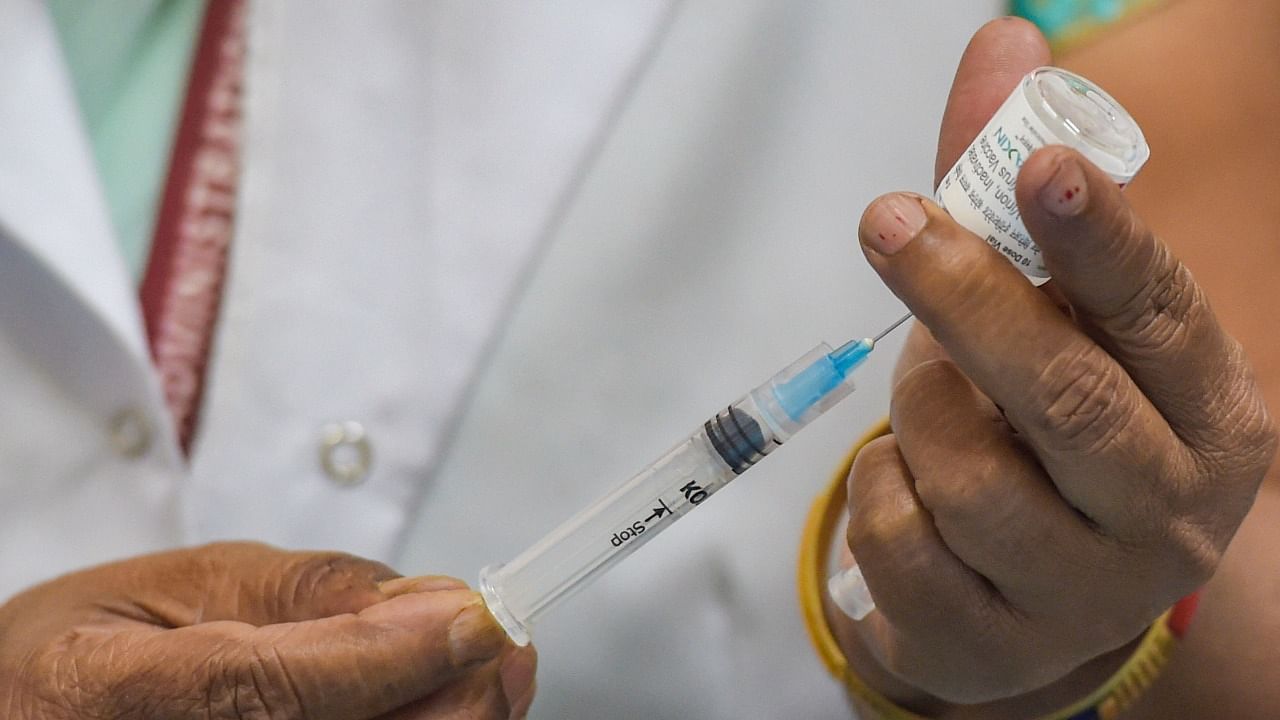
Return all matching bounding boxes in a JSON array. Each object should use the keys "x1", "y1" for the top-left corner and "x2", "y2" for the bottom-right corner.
[{"x1": 480, "y1": 343, "x2": 857, "y2": 645}]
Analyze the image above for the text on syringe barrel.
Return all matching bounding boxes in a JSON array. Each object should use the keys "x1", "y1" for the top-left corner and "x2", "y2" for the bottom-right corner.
[
  {"x1": 482, "y1": 402, "x2": 776, "y2": 634},
  {"x1": 479, "y1": 342, "x2": 857, "y2": 645}
]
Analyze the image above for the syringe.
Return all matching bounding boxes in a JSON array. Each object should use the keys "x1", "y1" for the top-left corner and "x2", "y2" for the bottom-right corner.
[{"x1": 479, "y1": 314, "x2": 912, "y2": 645}]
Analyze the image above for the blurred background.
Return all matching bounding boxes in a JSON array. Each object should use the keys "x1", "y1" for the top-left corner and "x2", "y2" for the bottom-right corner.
[
  {"x1": 3, "y1": 1, "x2": 1170, "y2": 718},
  {"x1": 402, "y1": 3, "x2": 991, "y2": 717}
]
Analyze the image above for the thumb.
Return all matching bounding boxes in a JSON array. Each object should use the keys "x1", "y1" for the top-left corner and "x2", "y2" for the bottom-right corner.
[{"x1": 90, "y1": 589, "x2": 512, "y2": 720}]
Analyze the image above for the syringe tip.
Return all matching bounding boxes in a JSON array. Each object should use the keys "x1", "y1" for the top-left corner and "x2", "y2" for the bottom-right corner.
[
  {"x1": 829, "y1": 337, "x2": 875, "y2": 375},
  {"x1": 830, "y1": 313, "x2": 912, "y2": 376}
]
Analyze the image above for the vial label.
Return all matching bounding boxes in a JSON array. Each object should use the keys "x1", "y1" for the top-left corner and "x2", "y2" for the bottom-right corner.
[{"x1": 935, "y1": 85, "x2": 1058, "y2": 282}]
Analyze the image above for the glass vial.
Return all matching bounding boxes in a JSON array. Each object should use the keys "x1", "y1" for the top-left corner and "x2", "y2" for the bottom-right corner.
[{"x1": 934, "y1": 67, "x2": 1149, "y2": 283}]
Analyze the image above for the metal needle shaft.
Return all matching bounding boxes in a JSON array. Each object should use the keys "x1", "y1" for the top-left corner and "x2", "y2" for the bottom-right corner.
[{"x1": 871, "y1": 312, "x2": 913, "y2": 345}]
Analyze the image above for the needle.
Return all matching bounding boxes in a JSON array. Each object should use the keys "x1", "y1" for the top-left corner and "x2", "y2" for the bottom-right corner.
[{"x1": 871, "y1": 312, "x2": 913, "y2": 345}]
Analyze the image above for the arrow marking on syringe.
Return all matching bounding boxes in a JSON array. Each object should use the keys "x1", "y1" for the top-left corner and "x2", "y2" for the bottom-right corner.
[{"x1": 646, "y1": 499, "x2": 673, "y2": 523}]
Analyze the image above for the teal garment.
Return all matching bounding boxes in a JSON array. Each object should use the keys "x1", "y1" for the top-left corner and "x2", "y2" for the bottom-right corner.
[
  {"x1": 49, "y1": 0, "x2": 207, "y2": 283},
  {"x1": 1012, "y1": 0, "x2": 1140, "y2": 42}
]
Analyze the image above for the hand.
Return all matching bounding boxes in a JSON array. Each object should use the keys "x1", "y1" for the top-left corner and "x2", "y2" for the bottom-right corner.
[
  {"x1": 0, "y1": 542, "x2": 536, "y2": 719},
  {"x1": 832, "y1": 18, "x2": 1277, "y2": 708}
]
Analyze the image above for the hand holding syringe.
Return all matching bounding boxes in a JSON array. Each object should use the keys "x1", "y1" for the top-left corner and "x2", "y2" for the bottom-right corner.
[{"x1": 480, "y1": 313, "x2": 912, "y2": 645}]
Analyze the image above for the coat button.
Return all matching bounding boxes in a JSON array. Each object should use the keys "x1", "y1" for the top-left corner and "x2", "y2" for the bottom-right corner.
[
  {"x1": 108, "y1": 407, "x2": 153, "y2": 459},
  {"x1": 319, "y1": 421, "x2": 373, "y2": 486}
]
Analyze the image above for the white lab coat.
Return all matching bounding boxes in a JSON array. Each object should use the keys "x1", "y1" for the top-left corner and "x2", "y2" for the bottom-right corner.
[{"x1": 0, "y1": 1, "x2": 999, "y2": 717}]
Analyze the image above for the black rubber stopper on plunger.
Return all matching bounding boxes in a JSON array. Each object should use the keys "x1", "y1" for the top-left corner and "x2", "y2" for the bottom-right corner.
[{"x1": 704, "y1": 406, "x2": 774, "y2": 475}]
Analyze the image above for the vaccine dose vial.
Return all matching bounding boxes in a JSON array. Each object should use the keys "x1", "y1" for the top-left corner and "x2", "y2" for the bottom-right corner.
[{"x1": 935, "y1": 67, "x2": 1149, "y2": 283}]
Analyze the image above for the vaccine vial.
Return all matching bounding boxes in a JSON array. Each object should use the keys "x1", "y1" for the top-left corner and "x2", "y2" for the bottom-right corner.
[{"x1": 934, "y1": 67, "x2": 1149, "y2": 283}]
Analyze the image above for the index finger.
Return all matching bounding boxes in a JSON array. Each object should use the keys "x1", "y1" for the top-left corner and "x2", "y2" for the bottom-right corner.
[
  {"x1": 1017, "y1": 147, "x2": 1276, "y2": 470},
  {"x1": 94, "y1": 590, "x2": 513, "y2": 720}
]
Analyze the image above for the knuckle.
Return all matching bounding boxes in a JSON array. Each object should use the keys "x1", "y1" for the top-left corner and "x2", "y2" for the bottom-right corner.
[
  {"x1": 845, "y1": 438, "x2": 910, "y2": 549},
  {"x1": 912, "y1": 448, "x2": 1005, "y2": 524},
  {"x1": 1110, "y1": 519, "x2": 1225, "y2": 602},
  {"x1": 1027, "y1": 342, "x2": 1136, "y2": 454},
  {"x1": 846, "y1": 508, "x2": 910, "y2": 570},
  {"x1": 846, "y1": 501, "x2": 919, "y2": 576},
  {"x1": 1173, "y1": 346, "x2": 1278, "y2": 530},
  {"x1": 895, "y1": 357, "x2": 959, "y2": 390},
  {"x1": 890, "y1": 359, "x2": 964, "y2": 418},
  {"x1": 1163, "y1": 516, "x2": 1224, "y2": 588},
  {"x1": 1194, "y1": 346, "x2": 1279, "y2": 477},
  {"x1": 282, "y1": 552, "x2": 380, "y2": 606},
  {"x1": 1167, "y1": 517, "x2": 1223, "y2": 586},
  {"x1": 1102, "y1": 246, "x2": 1202, "y2": 357},
  {"x1": 848, "y1": 435, "x2": 902, "y2": 486}
]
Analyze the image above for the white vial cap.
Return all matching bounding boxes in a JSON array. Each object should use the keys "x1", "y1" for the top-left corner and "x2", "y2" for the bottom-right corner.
[{"x1": 1022, "y1": 67, "x2": 1149, "y2": 183}]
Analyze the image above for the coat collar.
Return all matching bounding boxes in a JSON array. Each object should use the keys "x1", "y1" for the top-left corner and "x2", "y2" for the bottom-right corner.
[
  {"x1": 0, "y1": 1, "x2": 150, "y2": 365},
  {"x1": 0, "y1": 1, "x2": 179, "y2": 461}
]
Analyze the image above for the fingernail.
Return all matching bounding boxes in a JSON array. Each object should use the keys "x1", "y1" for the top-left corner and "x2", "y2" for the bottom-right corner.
[
  {"x1": 448, "y1": 601, "x2": 507, "y2": 667},
  {"x1": 379, "y1": 575, "x2": 468, "y2": 597},
  {"x1": 827, "y1": 565, "x2": 876, "y2": 620},
  {"x1": 1039, "y1": 156, "x2": 1088, "y2": 218},
  {"x1": 501, "y1": 646, "x2": 537, "y2": 717},
  {"x1": 863, "y1": 193, "x2": 927, "y2": 255}
]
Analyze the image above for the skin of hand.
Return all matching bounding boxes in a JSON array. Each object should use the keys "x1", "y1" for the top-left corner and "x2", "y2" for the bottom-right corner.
[
  {"x1": 0, "y1": 542, "x2": 536, "y2": 719},
  {"x1": 827, "y1": 17, "x2": 1278, "y2": 714},
  {"x1": 1058, "y1": 1, "x2": 1280, "y2": 716}
]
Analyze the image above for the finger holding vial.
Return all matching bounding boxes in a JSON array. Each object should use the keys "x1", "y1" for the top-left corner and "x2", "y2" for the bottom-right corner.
[{"x1": 829, "y1": 44, "x2": 1277, "y2": 715}]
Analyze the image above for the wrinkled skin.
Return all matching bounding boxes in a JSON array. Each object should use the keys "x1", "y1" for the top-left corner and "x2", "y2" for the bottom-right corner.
[
  {"x1": 830, "y1": 14, "x2": 1279, "y2": 718},
  {"x1": 0, "y1": 542, "x2": 536, "y2": 719}
]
